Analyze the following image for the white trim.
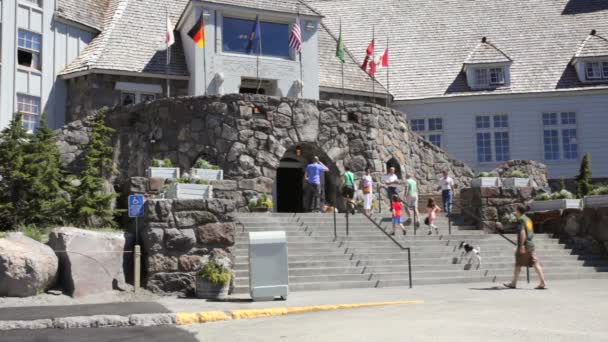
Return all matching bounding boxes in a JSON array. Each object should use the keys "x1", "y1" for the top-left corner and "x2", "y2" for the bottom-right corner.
[
  {"x1": 319, "y1": 86, "x2": 388, "y2": 99},
  {"x1": 115, "y1": 82, "x2": 163, "y2": 94},
  {"x1": 60, "y1": 68, "x2": 190, "y2": 80}
]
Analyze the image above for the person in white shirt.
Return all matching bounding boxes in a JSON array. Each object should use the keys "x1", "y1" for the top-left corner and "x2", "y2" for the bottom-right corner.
[
  {"x1": 438, "y1": 170, "x2": 455, "y2": 214},
  {"x1": 360, "y1": 168, "x2": 374, "y2": 216},
  {"x1": 383, "y1": 167, "x2": 400, "y2": 199}
]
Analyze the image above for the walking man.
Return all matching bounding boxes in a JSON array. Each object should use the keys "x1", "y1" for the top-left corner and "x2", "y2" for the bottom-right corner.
[
  {"x1": 439, "y1": 170, "x2": 455, "y2": 215},
  {"x1": 383, "y1": 167, "x2": 400, "y2": 199},
  {"x1": 304, "y1": 156, "x2": 329, "y2": 213},
  {"x1": 404, "y1": 174, "x2": 420, "y2": 226},
  {"x1": 504, "y1": 204, "x2": 547, "y2": 290}
]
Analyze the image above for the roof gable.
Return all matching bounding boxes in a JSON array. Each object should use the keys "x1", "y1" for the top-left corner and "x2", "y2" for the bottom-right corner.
[
  {"x1": 575, "y1": 30, "x2": 608, "y2": 58},
  {"x1": 199, "y1": 0, "x2": 321, "y2": 16},
  {"x1": 56, "y1": 0, "x2": 111, "y2": 31},
  {"x1": 464, "y1": 37, "x2": 512, "y2": 64}
]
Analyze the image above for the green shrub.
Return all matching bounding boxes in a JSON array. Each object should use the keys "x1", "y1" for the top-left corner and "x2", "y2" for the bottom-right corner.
[
  {"x1": 248, "y1": 193, "x2": 273, "y2": 211},
  {"x1": 534, "y1": 193, "x2": 551, "y2": 201},
  {"x1": 589, "y1": 186, "x2": 608, "y2": 196},
  {"x1": 576, "y1": 153, "x2": 592, "y2": 198},
  {"x1": 534, "y1": 190, "x2": 576, "y2": 201},
  {"x1": 151, "y1": 159, "x2": 174, "y2": 168},
  {"x1": 478, "y1": 172, "x2": 497, "y2": 177},
  {"x1": 194, "y1": 158, "x2": 221, "y2": 170},
  {"x1": 509, "y1": 170, "x2": 528, "y2": 178},
  {"x1": 197, "y1": 258, "x2": 232, "y2": 286},
  {"x1": 16, "y1": 224, "x2": 45, "y2": 242}
]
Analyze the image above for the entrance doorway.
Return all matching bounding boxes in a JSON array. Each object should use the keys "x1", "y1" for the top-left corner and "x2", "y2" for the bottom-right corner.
[{"x1": 276, "y1": 164, "x2": 304, "y2": 212}]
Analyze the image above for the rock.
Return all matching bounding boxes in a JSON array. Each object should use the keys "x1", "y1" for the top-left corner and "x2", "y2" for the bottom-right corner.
[
  {"x1": 148, "y1": 178, "x2": 165, "y2": 192},
  {"x1": 128, "y1": 177, "x2": 148, "y2": 193},
  {"x1": 178, "y1": 255, "x2": 207, "y2": 272},
  {"x1": 174, "y1": 211, "x2": 218, "y2": 227},
  {"x1": 0, "y1": 233, "x2": 58, "y2": 297},
  {"x1": 146, "y1": 272, "x2": 195, "y2": 295},
  {"x1": 196, "y1": 223, "x2": 235, "y2": 246},
  {"x1": 48, "y1": 227, "x2": 131, "y2": 297},
  {"x1": 164, "y1": 228, "x2": 196, "y2": 251}
]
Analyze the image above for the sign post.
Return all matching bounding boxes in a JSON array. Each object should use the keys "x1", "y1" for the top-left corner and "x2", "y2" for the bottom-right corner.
[{"x1": 128, "y1": 195, "x2": 145, "y2": 292}]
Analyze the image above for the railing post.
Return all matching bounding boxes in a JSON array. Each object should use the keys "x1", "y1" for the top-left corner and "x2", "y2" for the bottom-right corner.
[
  {"x1": 448, "y1": 209, "x2": 452, "y2": 235},
  {"x1": 377, "y1": 183, "x2": 382, "y2": 214},
  {"x1": 407, "y1": 248, "x2": 412, "y2": 289},
  {"x1": 413, "y1": 209, "x2": 417, "y2": 236},
  {"x1": 346, "y1": 208, "x2": 350, "y2": 236},
  {"x1": 526, "y1": 266, "x2": 530, "y2": 284},
  {"x1": 333, "y1": 206, "x2": 337, "y2": 238}
]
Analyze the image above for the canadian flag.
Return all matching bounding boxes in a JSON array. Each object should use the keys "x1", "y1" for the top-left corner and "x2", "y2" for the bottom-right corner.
[
  {"x1": 368, "y1": 48, "x2": 388, "y2": 75},
  {"x1": 166, "y1": 16, "x2": 175, "y2": 47},
  {"x1": 361, "y1": 40, "x2": 374, "y2": 71}
]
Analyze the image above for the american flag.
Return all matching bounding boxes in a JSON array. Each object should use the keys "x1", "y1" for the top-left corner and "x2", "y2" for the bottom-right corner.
[{"x1": 289, "y1": 17, "x2": 302, "y2": 53}]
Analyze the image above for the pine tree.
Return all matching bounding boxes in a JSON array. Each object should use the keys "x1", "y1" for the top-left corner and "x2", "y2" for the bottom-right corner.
[
  {"x1": 22, "y1": 115, "x2": 71, "y2": 226},
  {"x1": 576, "y1": 153, "x2": 592, "y2": 198},
  {"x1": 71, "y1": 108, "x2": 117, "y2": 227},
  {"x1": 0, "y1": 114, "x2": 30, "y2": 230}
]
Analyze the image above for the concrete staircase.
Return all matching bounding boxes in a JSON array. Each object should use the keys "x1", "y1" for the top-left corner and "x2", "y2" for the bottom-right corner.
[{"x1": 232, "y1": 212, "x2": 608, "y2": 294}]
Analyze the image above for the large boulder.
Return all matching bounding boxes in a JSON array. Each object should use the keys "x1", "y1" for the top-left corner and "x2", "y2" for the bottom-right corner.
[
  {"x1": 0, "y1": 233, "x2": 58, "y2": 297},
  {"x1": 48, "y1": 227, "x2": 132, "y2": 297},
  {"x1": 491, "y1": 160, "x2": 549, "y2": 189}
]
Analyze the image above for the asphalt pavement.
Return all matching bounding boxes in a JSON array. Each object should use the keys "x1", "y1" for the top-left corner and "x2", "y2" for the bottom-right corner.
[
  {"x1": 0, "y1": 326, "x2": 198, "y2": 342},
  {"x1": 0, "y1": 302, "x2": 169, "y2": 321}
]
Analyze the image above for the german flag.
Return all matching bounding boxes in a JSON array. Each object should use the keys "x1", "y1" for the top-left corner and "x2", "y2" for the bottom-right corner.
[{"x1": 188, "y1": 13, "x2": 205, "y2": 48}]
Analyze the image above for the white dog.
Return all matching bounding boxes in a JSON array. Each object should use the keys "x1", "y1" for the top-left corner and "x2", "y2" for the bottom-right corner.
[{"x1": 458, "y1": 241, "x2": 482, "y2": 269}]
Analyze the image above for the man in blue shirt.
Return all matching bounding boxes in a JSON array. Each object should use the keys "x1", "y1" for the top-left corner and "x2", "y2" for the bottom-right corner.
[{"x1": 304, "y1": 156, "x2": 329, "y2": 212}]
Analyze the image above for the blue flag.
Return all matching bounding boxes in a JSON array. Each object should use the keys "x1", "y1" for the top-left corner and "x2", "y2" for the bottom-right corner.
[{"x1": 246, "y1": 16, "x2": 261, "y2": 54}]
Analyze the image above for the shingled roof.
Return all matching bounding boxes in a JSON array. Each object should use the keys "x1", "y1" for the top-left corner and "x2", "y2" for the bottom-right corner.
[
  {"x1": 575, "y1": 30, "x2": 608, "y2": 58},
  {"x1": 56, "y1": 0, "x2": 111, "y2": 31},
  {"x1": 60, "y1": 0, "x2": 190, "y2": 77},
  {"x1": 308, "y1": 0, "x2": 608, "y2": 100},
  {"x1": 199, "y1": 0, "x2": 321, "y2": 17},
  {"x1": 464, "y1": 38, "x2": 512, "y2": 65}
]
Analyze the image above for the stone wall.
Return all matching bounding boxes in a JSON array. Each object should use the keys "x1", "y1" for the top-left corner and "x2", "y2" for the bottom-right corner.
[
  {"x1": 56, "y1": 94, "x2": 475, "y2": 207},
  {"x1": 65, "y1": 74, "x2": 189, "y2": 123},
  {"x1": 142, "y1": 199, "x2": 236, "y2": 295},
  {"x1": 491, "y1": 160, "x2": 549, "y2": 189},
  {"x1": 460, "y1": 187, "x2": 540, "y2": 232}
]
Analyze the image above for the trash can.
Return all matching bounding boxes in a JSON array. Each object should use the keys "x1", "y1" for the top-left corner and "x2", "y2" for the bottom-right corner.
[{"x1": 248, "y1": 231, "x2": 289, "y2": 301}]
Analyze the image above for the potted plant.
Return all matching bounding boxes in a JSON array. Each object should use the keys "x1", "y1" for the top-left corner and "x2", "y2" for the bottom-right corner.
[
  {"x1": 165, "y1": 175, "x2": 213, "y2": 199},
  {"x1": 248, "y1": 193, "x2": 273, "y2": 212},
  {"x1": 195, "y1": 257, "x2": 232, "y2": 300},
  {"x1": 471, "y1": 172, "x2": 501, "y2": 188},
  {"x1": 191, "y1": 159, "x2": 223, "y2": 181},
  {"x1": 583, "y1": 186, "x2": 608, "y2": 208},
  {"x1": 501, "y1": 170, "x2": 530, "y2": 188},
  {"x1": 147, "y1": 158, "x2": 180, "y2": 179},
  {"x1": 528, "y1": 190, "x2": 582, "y2": 212}
]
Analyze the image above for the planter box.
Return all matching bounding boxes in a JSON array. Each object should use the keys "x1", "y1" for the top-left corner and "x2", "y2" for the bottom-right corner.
[
  {"x1": 147, "y1": 167, "x2": 180, "y2": 179},
  {"x1": 502, "y1": 177, "x2": 530, "y2": 189},
  {"x1": 583, "y1": 195, "x2": 608, "y2": 208},
  {"x1": 528, "y1": 199, "x2": 582, "y2": 212},
  {"x1": 195, "y1": 277, "x2": 230, "y2": 300},
  {"x1": 165, "y1": 183, "x2": 213, "y2": 200},
  {"x1": 471, "y1": 177, "x2": 500, "y2": 188},
  {"x1": 191, "y1": 168, "x2": 223, "y2": 181}
]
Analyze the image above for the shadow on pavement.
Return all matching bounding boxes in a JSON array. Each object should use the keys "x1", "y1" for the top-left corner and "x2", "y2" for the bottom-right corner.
[
  {"x1": 469, "y1": 287, "x2": 534, "y2": 291},
  {"x1": 0, "y1": 302, "x2": 169, "y2": 321},
  {"x1": 0, "y1": 326, "x2": 199, "y2": 342}
]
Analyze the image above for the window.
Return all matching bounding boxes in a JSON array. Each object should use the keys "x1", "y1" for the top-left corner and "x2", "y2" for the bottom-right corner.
[
  {"x1": 22, "y1": 0, "x2": 42, "y2": 7},
  {"x1": 543, "y1": 112, "x2": 578, "y2": 160},
  {"x1": 489, "y1": 68, "x2": 505, "y2": 85},
  {"x1": 121, "y1": 93, "x2": 136, "y2": 106},
  {"x1": 17, "y1": 30, "x2": 41, "y2": 70},
  {"x1": 222, "y1": 17, "x2": 290, "y2": 58},
  {"x1": 141, "y1": 94, "x2": 156, "y2": 102},
  {"x1": 476, "y1": 133, "x2": 492, "y2": 162},
  {"x1": 475, "y1": 69, "x2": 488, "y2": 87},
  {"x1": 586, "y1": 62, "x2": 602, "y2": 80},
  {"x1": 428, "y1": 134, "x2": 442, "y2": 148},
  {"x1": 428, "y1": 118, "x2": 443, "y2": 131},
  {"x1": 411, "y1": 119, "x2": 425, "y2": 132},
  {"x1": 411, "y1": 118, "x2": 443, "y2": 148},
  {"x1": 476, "y1": 114, "x2": 510, "y2": 162},
  {"x1": 17, "y1": 94, "x2": 40, "y2": 132},
  {"x1": 603, "y1": 62, "x2": 608, "y2": 79}
]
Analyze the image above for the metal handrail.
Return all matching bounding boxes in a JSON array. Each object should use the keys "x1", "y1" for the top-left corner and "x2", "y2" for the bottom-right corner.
[
  {"x1": 375, "y1": 183, "x2": 419, "y2": 235},
  {"x1": 362, "y1": 212, "x2": 413, "y2": 288}
]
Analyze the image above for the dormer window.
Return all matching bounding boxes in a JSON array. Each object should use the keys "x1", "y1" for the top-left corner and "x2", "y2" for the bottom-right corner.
[
  {"x1": 585, "y1": 62, "x2": 608, "y2": 80},
  {"x1": 463, "y1": 37, "x2": 512, "y2": 90}
]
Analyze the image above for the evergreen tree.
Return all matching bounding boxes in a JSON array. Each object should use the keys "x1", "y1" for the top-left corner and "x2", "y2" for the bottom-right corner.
[
  {"x1": 0, "y1": 114, "x2": 30, "y2": 230},
  {"x1": 22, "y1": 115, "x2": 71, "y2": 226},
  {"x1": 71, "y1": 108, "x2": 117, "y2": 227},
  {"x1": 576, "y1": 153, "x2": 592, "y2": 198}
]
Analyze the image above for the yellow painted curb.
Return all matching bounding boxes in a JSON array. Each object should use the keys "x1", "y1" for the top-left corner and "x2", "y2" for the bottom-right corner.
[
  {"x1": 230, "y1": 300, "x2": 423, "y2": 320},
  {"x1": 175, "y1": 300, "x2": 423, "y2": 325}
]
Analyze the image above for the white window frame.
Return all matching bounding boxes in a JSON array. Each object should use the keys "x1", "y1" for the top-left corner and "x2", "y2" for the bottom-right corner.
[
  {"x1": 475, "y1": 114, "x2": 510, "y2": 163},
  {"x1": 16, "y1": 93, "x2": 41, "y2": 133},
  {"x1": 412, "y1": 117, "x2": 444, "y2": 148},
  {"x1": 20, "y1": 0, "x2": 42, "y2": 8},
  {"x1": 17, "y1": 29, "x2": 42, "y2": 71},
  {"x1": 489, "y1": 67, "x2": 505, "y2": 85},
  {"x1": 115, "y1": 82, "x2": 162, "y2": 105},
  {"x1": 585, "y1": 62, "x2": 603, "y2": 80},
  {"x1": 541, "y1": 111, "x2": 579, "y2": 161}
]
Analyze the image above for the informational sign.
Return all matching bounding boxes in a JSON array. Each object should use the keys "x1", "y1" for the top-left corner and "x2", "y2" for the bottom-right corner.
[{"x1": 128, "y1": 194, "x2": 145, "y2": 218}]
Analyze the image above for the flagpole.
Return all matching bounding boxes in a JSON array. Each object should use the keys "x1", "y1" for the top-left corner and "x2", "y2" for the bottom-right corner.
[
  {"x1": 371, "y1": 25, "x2": 375, "y2": 105},
  {"x1": 340, "y1": 18, "x2": 345, "y2": 106},
  {"x1": 202, "y1": 12, "x2": 208, "y2": 96},
  {"x1": 386, "y1": 32, "x2": 390, "y2": 106},
  {"x1": 297, "y1": 8, "x2": 303, "y2": 98},
  {"x1": 256, "y1": 17, "x2": 262, "y2": 94},
  {"x1": 166, "y1": 7, "x2": 171, "y2": 98}
]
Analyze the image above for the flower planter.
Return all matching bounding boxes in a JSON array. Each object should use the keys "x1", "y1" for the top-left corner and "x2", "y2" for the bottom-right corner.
[
  {"x1": 528, "y1": 199, "x2": 582, "y2": 212},
  {"x1": 583, "y1": 195, "x2": 608, "y2": 208},
  {"x1": 471, "y1": 177, "x2": 500, "y2": 188},
  {"x1": 195, "y1": 277, "x2": 230, "y2": 300},
  {"x1": 502, "y1": 177, "x2": 530, "y2": 189},
  {"x1": 191, "y1": 168, "x2": 223, "y2": 181},
  {"x1": 147, "y1": 167, "x2": 180, "y2": 179},
  {"x1": 165, "y1": 183, "x2": 213, "y2": 199}
]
